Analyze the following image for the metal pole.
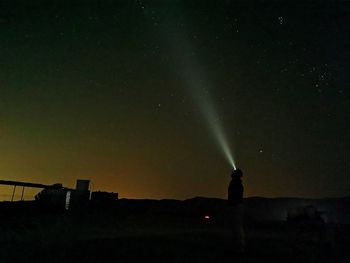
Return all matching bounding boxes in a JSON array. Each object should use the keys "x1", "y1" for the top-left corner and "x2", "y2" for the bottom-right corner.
[
  {"x1": 21, "y1": 186, "x2": 25, "y2": 201},
  {"x1": 11, "y1": 185, "x2": 16, "y2": 201}
]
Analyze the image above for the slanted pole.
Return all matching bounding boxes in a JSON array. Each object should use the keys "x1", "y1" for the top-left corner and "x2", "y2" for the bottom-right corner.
[
  {"x1": 21, "y1": 186, "x2": 25, "y2": 201},
  {"x1": 11, "y1": 185, "x2": 16, "y2": 201}
]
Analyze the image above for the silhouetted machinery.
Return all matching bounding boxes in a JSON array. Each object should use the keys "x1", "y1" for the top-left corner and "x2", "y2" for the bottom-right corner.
[
  {"x1": 0, "y1": 179, "x2": 118, "y2": 211},
  {"x1": 0, "y1": 180, "x2": 64, "y2": 202},
  {"x1": 35, "y1": 179, "x2": 91, "y2": 211}
]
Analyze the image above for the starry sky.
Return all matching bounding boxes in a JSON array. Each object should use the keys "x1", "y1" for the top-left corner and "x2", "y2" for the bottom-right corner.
[{"x1": 1, "y1": 0, "x2": 349, "y2": 200}]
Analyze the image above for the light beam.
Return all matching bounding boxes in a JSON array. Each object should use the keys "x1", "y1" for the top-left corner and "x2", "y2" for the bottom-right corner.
[{"x1": 172, "y1": 33, "x2": 237, "y2": 170}]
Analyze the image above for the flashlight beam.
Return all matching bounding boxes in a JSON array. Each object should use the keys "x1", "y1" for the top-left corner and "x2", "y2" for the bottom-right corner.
[{"x1": 173, "y1": 36, "x2": 237, "y2": 169}]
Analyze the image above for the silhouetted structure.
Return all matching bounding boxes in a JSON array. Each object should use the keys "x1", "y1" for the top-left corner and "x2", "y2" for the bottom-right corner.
[
  {"x1": 228, "y1": 169, "x2": 244, "y2": 206},
  {"x1": 35, "y1": 179, "x2": 90, "y2": 211},
  {"x1": 0, "y1": 179, "x2": 120, "y2": 211},
  {"x1": 90, "y1": 191, "x2": 118, "y2": 210},
  {"x1": 35, "y1": 185, "x2": 69, "y2": 210},
  {"x1": 91, "y1": 191, "x2": 118, "y2": 203},
  {"x1": 0, "y1": 180, "x2": 62, "y2": 201},
  {"x1": 227, "y1": 168, "x2": 245, "y2": 252}
]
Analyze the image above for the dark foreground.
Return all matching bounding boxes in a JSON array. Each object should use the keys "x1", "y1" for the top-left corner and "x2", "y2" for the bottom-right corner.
[{"x1": 0, "y1": 201, "x2": 349, "y2": 263}]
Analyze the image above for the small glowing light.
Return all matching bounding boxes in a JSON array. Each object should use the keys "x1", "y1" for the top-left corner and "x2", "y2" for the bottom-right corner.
[
  {"x1": 204, "y1": 215, "x2": 210, "y2": 220},
  {"x1": 278, "y1": 16, "x2": 284, "y2": 24}
]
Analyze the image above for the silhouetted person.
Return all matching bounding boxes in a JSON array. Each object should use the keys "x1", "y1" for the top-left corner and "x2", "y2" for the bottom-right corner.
[
  {"x1": 228, "y1": 168, "x2": 245, "y2": 253},
  {"x1": 228, "y1": 169, "x2": 243, "y2": 206}
]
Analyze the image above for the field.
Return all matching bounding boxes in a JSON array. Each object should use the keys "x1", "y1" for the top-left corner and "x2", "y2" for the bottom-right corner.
[{"x1": 0, "y1": 200, "x2": 349, "y2": 263}]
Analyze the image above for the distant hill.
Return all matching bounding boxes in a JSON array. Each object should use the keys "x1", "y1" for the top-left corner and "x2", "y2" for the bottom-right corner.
[
  {"x1": 117, "y1": 196, "x2": 350, "y2": 224},
  {"x1": 243, "y1": 196, "x2": 350, "y2": 223},
  {"x1": 185, "y1": 196, "x2": 350, "y2": 223},
  {"x1": 1, "y1": 196, "x2": 349, "y2": 224}
]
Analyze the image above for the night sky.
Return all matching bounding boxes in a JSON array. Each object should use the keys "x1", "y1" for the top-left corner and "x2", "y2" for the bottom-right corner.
[{"x1": 1, "y1": 0, "x2": 349, "y2": 200}]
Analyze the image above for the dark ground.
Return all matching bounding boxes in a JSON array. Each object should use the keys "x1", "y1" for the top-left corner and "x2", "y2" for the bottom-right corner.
[{"x1": 0, "y1": 200, "x2": 349, "y2": 263}]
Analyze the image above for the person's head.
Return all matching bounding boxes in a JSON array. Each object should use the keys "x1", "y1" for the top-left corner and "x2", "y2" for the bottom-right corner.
[{"x1": 231, "y1": 168, "x2": 243, "y2": 179}]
